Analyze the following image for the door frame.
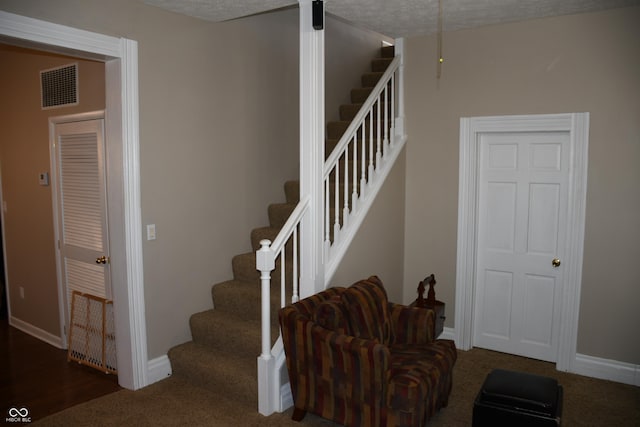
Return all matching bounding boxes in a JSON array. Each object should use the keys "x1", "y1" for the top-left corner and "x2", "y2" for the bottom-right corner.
[
  {"x1": 455, "y1": 113, "x2": 589, "y2": 372},
  {"x1": 0, "y1": 11, "x2": 147, "y2": 390}
]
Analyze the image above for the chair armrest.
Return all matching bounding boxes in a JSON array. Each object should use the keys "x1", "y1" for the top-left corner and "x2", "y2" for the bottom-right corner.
[
  {"x1": 387, "y1": 370, "x2": 429, "y2": 424},
  {"x1": 280, "y1": 305, "x2": 391, "y2": 419},
  {"x1": 389, "y1": 303, "x2": 435, "y2": 345},
  {"x1": 310, "y1": 325, "x2": 391, "y2": 402}
]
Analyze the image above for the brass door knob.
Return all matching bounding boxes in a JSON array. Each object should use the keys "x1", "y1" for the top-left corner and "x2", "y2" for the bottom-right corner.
[
  {"x1": 96, "y1": 256, "x2": 108, "y2": 264},
  {"x1": 552, "y1": 258, "x2": 561, "y2": 268}
]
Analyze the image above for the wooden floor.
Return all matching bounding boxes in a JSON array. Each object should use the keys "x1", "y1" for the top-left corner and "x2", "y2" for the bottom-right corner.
[{"x1": 0, "y1": 319, "x2": 122, "y2": 422}]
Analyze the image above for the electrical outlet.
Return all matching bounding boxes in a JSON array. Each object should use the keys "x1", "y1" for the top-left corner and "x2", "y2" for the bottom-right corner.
[{"x1": 20, "y1": 286, "x2": 25, "y2": 299}]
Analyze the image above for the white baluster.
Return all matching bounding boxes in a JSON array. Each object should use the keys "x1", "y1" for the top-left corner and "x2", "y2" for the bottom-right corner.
[
  {"x1": 369, "y1": 107, "x2": 374, "y2": 178},
  {"x1": 292, "y1": 226, "x2": 298, "y2": 303},
  {"x1": 343, "y1": 145, "x2": 350, "y2": 225},
  {"x1": 376, "y1": 92, "x2": 382, "y2": 166},
  {"x1": 384, "y1": 84, "x2": 389, "y2": 151},
  {"x1": 280, "y1": 247, "x2": 285, "y2": 309},
  {"x1": 333, "y1": 158, "x2": 340, "y2": 239},
  {"x1": 352, "y1": 134, "x2": 358, "y2": 212},
  {"x1": 360, "y1": 122, "x2": 367, "y2": 192},
  {"x1": 391, "y1": 73, "x2": 396, "y2": 146},
  {"x1": 324, "y1": 178, "x2": 330, "y2": 246}
]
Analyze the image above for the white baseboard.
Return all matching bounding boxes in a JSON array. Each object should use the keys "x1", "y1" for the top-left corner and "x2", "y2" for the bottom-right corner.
[
  {"x1": 574, "y1": 353, "x2": 640, "y2": 387},
  {"x1": 440, "y1": 327, "x2": 455, "y2": 341},
  {"x1": 9, "y1": 319, "x2": 172, "y2": 387},
  {"x1": 447, "y1": 326, "x2": 640, "y2": 387},
  {"x1": 147, "y1": 355, "x2": 172, "y2": 385},
  {"x1": 10, "y1": 316, "x2": 64, "y2": 349}
]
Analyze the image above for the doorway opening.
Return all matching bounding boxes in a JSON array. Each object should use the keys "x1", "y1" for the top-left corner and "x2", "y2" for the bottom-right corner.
[{"x1": 0, "y1": 10, "x2": 146, "y2": 390}]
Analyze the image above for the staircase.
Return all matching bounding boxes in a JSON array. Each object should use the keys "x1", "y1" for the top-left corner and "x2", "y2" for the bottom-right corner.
[{"x1": 167, "y1": 44, "x2": 397, "y2": 412}]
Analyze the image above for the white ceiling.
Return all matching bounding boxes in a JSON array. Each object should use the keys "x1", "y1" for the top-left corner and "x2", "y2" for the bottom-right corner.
[{"x1": 142, "y1": 0, "x2": 639, "y2": 38}]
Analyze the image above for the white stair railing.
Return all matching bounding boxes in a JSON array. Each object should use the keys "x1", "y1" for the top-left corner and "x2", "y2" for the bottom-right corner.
[
  {"x1": 322, "y1": 53, "x2": 405, "y2": 283},
  {"x1": 257, "y1": 37, "x2": 406, "y2": 417},
  {"x1": 256, "y1": 195, "x2": 309, "y2": 415}
]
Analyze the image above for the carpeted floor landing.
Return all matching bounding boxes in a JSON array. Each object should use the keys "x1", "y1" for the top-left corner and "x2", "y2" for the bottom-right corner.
[{"x1": 32, "y1": 347, "x2": 639, "y2": 426}]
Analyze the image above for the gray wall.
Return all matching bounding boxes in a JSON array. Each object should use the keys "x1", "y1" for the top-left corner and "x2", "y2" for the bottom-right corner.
[
  {"x1": 0, "y1": 0, "x2": 392, "y2": 359},
  {"x1": 0, "y1": 45, "x2": 105, "y2": 338},
  {"x1": 331, "y1": 149, "x2": 406, "y2": 303},
  {"x1": 403, "y1": 6, "x2": 640, "y2": 364}
]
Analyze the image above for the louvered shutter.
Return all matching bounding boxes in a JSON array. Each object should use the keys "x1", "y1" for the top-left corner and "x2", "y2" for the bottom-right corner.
[{"x1": 54, "y1": 119, "x2": 110, "y2": 304}]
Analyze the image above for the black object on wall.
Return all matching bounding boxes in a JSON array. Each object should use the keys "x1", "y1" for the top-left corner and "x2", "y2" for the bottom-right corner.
[{"x1": 312, "y1": 0, "x2": 323, "y2": 30}]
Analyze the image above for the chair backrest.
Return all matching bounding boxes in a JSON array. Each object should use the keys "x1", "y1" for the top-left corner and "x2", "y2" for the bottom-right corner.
[{"x1": 340, "y1": 276, "x2": 392, "y2": 345}]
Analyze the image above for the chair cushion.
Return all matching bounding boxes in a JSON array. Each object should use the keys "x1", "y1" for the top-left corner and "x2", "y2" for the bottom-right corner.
[
  {"x1": 341, "y1": 276, "x2": 391, "y2": 344},
  {"x1": 313, "y1": 297, "x2": 351, "y2": 335}
]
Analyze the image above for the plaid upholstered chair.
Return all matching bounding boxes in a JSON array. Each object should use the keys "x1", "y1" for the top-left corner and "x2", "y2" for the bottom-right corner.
[{"x1": 279, "y1": 276, "x2": 457, "y2": 427}]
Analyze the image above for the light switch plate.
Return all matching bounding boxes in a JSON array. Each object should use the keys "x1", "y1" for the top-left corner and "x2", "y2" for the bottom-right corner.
[{"x1": 146, "y1": 224, "x2": 156, "y2": 240}]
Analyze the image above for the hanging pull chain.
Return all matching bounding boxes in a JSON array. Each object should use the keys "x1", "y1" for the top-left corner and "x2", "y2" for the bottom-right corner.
[{"x1": 437, "y1": 0, "x2": 444, "y2": 79}]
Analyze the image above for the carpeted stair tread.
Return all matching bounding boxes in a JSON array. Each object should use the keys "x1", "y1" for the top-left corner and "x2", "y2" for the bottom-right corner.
[
  {"x1": 381, "y1": 45, "x2": 395, "y2": 58},
  {"x1": 232, "y1": 252, "x2": 259, "y2": 282},
  {"x1": 362, "y1": 72, "x2": 384, "y2": 87},
  {"x1": 351, "y1": 87, "x2": 373, "y2": 104},
  {"x1": 231, "y1": 251, "x2": 295, "y2": 289},
  {"x1": 340, "y1": 103, "x2": 391, "y2": 122},
  {"x1": 251, "y1": 226, "x2": 281, "y2": 251},
  {"x1": 211, "y1": 279, "x2": 287, "y2": 324},
  {"x1": 268, "y1": 203, "x2": 296, "y2": 228},
  {"x1": 168, "y1": 341, "x2": 258, "y2": 401},
  {"x1": 284, "y1": 180, "x2": 299, "y2": 204},
  {"x1": 212, "y1": 279, "x2": 259, "y2": 312},
  {"x1": 339, "y1": 104, "x2": 363, "y2": 121},
  {"x1": 327, "y1": 120, "x2": 386, "y2": 140},
  {"x1": 371, "y1": 57, "x2": 393, "y2": 72},
  {"x1": 190, "y1": 309, "x2": 280, "y2": 353}
]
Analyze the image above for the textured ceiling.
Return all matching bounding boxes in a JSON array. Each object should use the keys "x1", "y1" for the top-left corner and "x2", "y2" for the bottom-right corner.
[{"x1": 143, "y1": 0, "x2": 640, "y2": 38}]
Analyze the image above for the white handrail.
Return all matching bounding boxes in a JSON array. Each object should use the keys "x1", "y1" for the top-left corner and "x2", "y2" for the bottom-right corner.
[
  {"x1": 269, "y1": 195, "x2": 310, "y2": 255},
  {"x1": 324, "y1": 56, "x2": 400, "y2": 175}
]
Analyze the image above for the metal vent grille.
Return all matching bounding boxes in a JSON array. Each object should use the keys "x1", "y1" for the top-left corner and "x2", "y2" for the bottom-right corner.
[{"x1": 40, "y1": 63, "x2": 78, "y2": 109}]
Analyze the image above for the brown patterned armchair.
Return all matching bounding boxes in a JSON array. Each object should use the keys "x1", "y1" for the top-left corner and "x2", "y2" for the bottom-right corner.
[{"x1": 279, "y1": 276, "x2": 457, "y2": 426}]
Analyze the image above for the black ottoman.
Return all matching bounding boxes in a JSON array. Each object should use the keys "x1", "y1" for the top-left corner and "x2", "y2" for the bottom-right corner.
[{"x1": 473, "y1": 369, "x2": 563, "y2": 426}]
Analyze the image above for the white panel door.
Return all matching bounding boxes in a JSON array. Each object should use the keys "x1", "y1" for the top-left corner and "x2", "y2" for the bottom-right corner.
[
  {"x1": 52, "y1": 118, "x2": 111, "y2": 335},
  {"x1": 473, "y1": 131, "x2": 569, "y2": 362}
]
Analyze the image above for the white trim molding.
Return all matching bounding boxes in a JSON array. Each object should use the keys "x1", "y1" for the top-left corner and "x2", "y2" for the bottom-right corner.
[
  {"x1": 449, "y1": 327, "x2": 639, "y2": 387},
  {"x1": 147, "y1": 355, "x2": 173, "y2": 385},
  {"x1": 455, "y1": 113, "x2": 589, "y2": 374},
  {"x1": 9, "y1": 317, "x2": 65, "y2": 349},
  {"x1": 298, "y1": 0, "x2": 326, "y2": 299},
  {"x1": 0, "y1": 10, "x2": 148, "y2": 390},
  {"x1": 574, "y1": 353, "x2": 640, "y2": 387}
]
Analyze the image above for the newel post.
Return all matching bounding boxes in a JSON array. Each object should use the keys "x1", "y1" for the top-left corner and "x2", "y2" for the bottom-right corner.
[{"x1": 256, "y1": 239, "x2": 275, "y2": 415}]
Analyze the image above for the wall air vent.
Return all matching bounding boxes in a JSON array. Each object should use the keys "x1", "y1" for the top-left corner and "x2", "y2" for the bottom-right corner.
[{"x1": 40, "y1": 63, "x2": 79, "y2": 109}]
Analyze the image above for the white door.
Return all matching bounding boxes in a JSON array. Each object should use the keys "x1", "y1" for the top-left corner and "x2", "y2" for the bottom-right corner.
[
  {"x1": 51, "y1": 116, "x2": 111, "y2": 344},
  {"x1": 473, "y1": 131, "x2": 569, "y2": 362}
]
